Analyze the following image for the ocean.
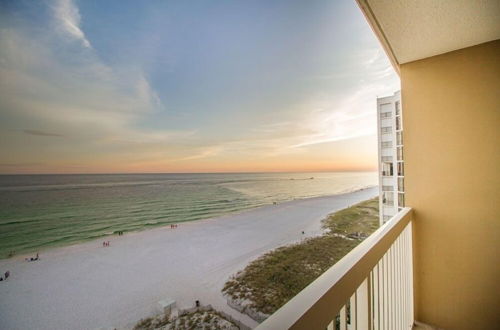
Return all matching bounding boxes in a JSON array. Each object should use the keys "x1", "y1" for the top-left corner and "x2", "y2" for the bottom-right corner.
[{"x1": 0, "y1": 172, "x2": 377, "y2": 258}]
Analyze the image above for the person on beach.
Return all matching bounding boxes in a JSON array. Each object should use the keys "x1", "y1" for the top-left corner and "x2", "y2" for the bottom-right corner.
[
  {"x1": 25, "y1": 253, "x2": 39, "y2": 262},
  {"x1": 4, "y1": 270, "x2": 10, "y2": 280}
]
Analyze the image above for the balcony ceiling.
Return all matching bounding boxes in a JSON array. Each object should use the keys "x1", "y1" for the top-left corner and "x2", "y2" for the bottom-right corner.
[{"x1": 357, "y1": 0, "x2": 500, "y2": 65}]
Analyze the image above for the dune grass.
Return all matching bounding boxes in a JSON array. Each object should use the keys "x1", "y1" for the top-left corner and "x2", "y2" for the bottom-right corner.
[
  {"x1": 134, "y1": 308, "x2": 239, "y2": 330},
  {"x1": 322, "y1": 197, "x2": 379, "y2": 237},
  {"x1": 222, "y1": 198, "x2": 379, "y2": 316}
]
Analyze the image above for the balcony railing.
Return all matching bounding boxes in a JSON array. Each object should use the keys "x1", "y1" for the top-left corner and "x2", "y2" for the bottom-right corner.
[{"x1": 257, "y1": 208, "x2": 414, "y2": 330}]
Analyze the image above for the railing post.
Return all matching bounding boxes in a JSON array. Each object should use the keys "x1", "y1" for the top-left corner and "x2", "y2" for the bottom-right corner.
[
  {"x1": 340, "y1": 305, "x2": 347, "y2": 330},
  {"x1": 356, "y1": 278, "x2": 370, "y2": 330},
  {"x1": 349, "y1": 293, "x2": 357, "y2": 330},
  {"x1": 373, "y1": 265, "x2": 380, "y2": 330},
  {"x1": 408, "y1": 222, "x2": 414, "y2": 328}
]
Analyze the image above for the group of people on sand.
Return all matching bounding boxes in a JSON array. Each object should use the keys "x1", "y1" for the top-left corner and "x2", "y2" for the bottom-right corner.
[
  {"x1": 25, "y1": 253, "x2": 40, "y2": 262},
  {"x1": 102, "y1": 241, "x2": 111, "y2": 247},
  {"x1": 170, "y1": 224, "x2": 178, "y2": 229},
  {"x1": 117, "y1": 231, "x2": 124, "y2": 236}
]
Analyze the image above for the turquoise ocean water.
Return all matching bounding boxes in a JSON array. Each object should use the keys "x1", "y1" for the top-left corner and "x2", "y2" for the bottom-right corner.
[{"x1": 0, "y1": 172, "x2": 377, "y2": 258}]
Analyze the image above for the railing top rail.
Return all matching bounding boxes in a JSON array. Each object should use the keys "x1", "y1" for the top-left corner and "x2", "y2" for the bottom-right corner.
[{"x1": 257, "y1": 207, "x2": 413, "y2": 330}]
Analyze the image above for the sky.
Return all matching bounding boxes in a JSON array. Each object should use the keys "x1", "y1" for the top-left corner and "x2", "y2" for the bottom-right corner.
[{"x1": 0, "y1": 0, "x2": 399, "y2": 174}]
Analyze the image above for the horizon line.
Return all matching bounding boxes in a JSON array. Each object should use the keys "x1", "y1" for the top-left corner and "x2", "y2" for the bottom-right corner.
[{"x1": 0, "y1": 169, "x2": 378, "y2": 176}]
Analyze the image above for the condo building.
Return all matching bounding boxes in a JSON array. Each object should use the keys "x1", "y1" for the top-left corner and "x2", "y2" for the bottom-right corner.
[{"x1": 377, "y1": 91, "x2": 404, "y2": 225}]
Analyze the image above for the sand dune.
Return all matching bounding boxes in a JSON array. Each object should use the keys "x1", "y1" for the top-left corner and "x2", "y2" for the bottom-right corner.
[{"x1": 0, "y1": 187, "x2": 377, "y2": 330}]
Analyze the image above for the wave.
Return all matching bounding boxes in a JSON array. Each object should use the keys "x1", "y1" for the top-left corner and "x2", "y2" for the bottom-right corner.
[{"x1": 0, "y1": 218, "x2": 40, "y2": 227}]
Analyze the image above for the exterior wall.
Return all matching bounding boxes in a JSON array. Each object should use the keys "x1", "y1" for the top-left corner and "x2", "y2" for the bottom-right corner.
[
  {"x1": 377, "y1": 91, "x2": 404, "y2": 225},
  {"x1": 401, "y1": 40, "x2": 500, "y2": 329}
]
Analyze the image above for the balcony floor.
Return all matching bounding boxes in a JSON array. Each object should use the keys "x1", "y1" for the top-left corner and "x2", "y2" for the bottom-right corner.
[{"x1": 413, "y1": 321, "x2": 443, "y2": 330}]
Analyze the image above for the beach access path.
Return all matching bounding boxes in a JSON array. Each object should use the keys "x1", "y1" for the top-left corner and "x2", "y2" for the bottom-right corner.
[{"x1": 0, "y1": 187, "x2": 377, "y2": 330}]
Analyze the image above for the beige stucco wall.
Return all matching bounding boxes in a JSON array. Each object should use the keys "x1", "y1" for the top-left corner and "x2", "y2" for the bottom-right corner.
[{"x1": 401, "y1": 40, "x2": 500, "y2": 329}]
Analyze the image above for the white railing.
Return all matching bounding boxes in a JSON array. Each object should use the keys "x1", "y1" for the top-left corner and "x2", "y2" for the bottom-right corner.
[{"x1": 257, "y1": 208, "x2": 414, "y2": 330}]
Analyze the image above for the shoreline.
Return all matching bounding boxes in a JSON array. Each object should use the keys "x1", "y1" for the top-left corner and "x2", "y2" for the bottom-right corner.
[
  {"x1": 1, "y1": 185, "x2": 377, "y2": 261},
  {"x1": 0, "y1": 187, "x2": 377, "y2": 330}
]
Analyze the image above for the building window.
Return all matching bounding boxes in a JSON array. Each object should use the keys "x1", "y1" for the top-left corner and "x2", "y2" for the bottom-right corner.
[
  {"x1": 381, "y1": 126, "x2": 392, "y2": 134},
  {"x1": 382, "y1": 192, "x2": 394, "y2": 206},
  {"x1": 396, "y1": 131, "x2": 403, "y2": 145},
  {"x1": 381, "y1": 156, "x2": 392, "y2": 162},
  {"x1": 381, "y1": 162, "x2": 393, "y2": 176},
  {"x1": 380, "y1": 112, "x2": 391, "y2": 119},
  {"x1": 397, "y1": 162, "x2": 404, "y2": 176},
  {"x1": 397, "y1": 147, "x2": 403, "y2": 160},
  {"x1": 395, "y1": 101, "x2": 401, "y2": 116},
  {"x1": 398, "y1": 193, "x2": 405, "y2": 207},
  {"x1": 398, "y1": 177, "x2": 404, "y2": 191},
  {"x1": 382, "y1": 185, "x2": 393, "y2": 192},
  {"x1": 396, "y1": 116, "x2": 402, "y2": 131},
  {"x1": 381, "y1": 141, "x2": 392, "y2": 149}
]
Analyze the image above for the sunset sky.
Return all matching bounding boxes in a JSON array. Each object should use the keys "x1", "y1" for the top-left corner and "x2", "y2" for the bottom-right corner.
[{"x1": 0, "y1": 0, "x2": 399, "y2": 174}]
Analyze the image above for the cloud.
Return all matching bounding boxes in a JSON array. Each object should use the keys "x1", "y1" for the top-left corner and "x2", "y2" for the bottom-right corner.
[
  {"x1": 0, "y1": 26, "x2": 169, "y2": 140},
  {"x1": 52, "y1": 0, "x2": 91, "y2": 48},
  {"x1": 0, "y1": 163, "x2": 43, "y2": 167},
  {"x1": 170, "y1": 146, "x2": 223, "y2": 162},
  {"x1": 0, "y1": 1, "x2": 198, "y2": 171},
  {"x1": 0, "y1": 0, "x2": 400, "y2": 173},
  {"x1": 23, "y1": 129, "x2": 64, "y2": 137}
]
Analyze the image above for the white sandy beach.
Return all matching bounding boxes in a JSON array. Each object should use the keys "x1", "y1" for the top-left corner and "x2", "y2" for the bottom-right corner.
[{"x1": 0, "y1": 187, "x2": 377, "y2": 330}]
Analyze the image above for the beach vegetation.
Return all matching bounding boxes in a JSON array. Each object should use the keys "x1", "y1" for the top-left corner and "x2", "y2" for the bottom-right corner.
[
  {"x1": 133, "y1": 307, "x2": 240, "y2": 330},
  {"x1": 222, "y1": 198, "x2": 379, "y2": 317},
  {"x1": 134, "y1": 316, "x2": 155, "y2": 329}
]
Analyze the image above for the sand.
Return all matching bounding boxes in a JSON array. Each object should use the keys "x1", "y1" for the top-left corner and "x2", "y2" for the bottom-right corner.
[{"x1": 0, "y1": 187, "x2": 377, "y2": 330}]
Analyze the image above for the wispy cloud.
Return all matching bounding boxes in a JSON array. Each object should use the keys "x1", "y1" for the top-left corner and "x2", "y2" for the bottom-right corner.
[
  {"x1": 52, "y1": 0, "x2": 91, "y2": 48},
  {"x1": 0, "y1": 163, "x2": 43, "y2": 167},
  {"x1": 170, "y1": 146, "x2": 223, "y2": 162},
  {"x1": 23, "y1": 129, "x2": 64, "y2": 137},
  {"x1": 0, "y1": 0, "x2": 195, "y2": 172}
]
